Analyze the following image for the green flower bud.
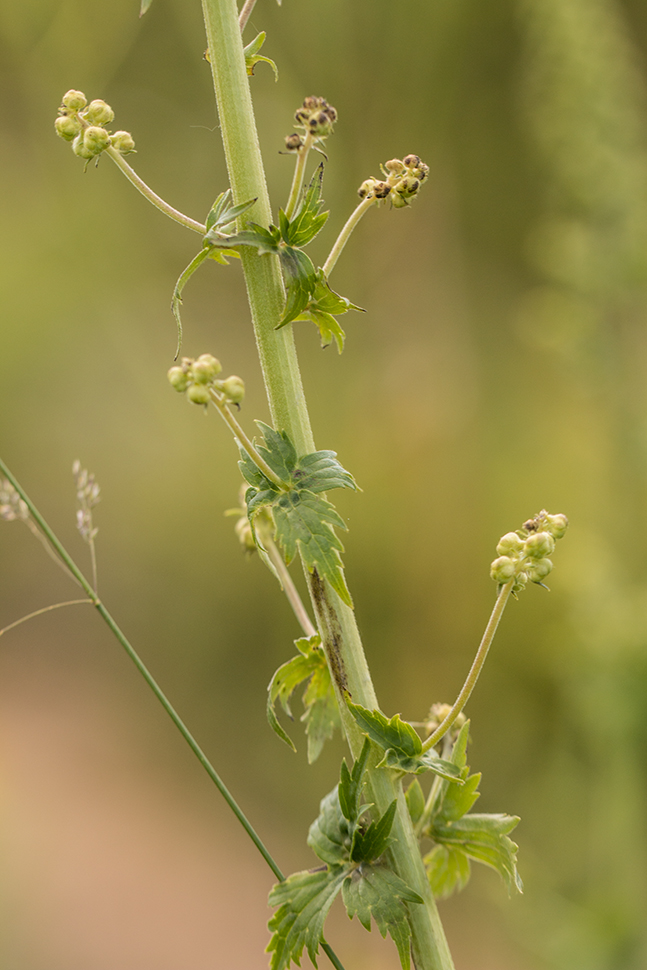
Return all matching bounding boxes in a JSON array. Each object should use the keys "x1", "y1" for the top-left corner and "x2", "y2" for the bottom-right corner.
[
  {"x1": 72, "y1": 132, "x2": 95, "y2": 159},
  {"x1": 490, "y1": 556, "x2": 516, "y2": 584},
  {"x1": 83, "y1": 125, "x2": 111, "y2": 156},
  {"x1": 524, "y1": 531, "x2": 555, "y2": 560},
  {"x1": 110, "y1": 130, "x2": 136, "y2": 153},
  {"x1": 62, "y1": 89, "x2": 87, "y2": 111},
  {"x1": 84, "y1": 99, "x2": 115, "y2": 126},
  {"x1": 167, "y1": 366, "x2": 190, "y2": 392},
  {"x1": 513, "y1": 571, "x2": 528, "y2": 592},
  {"x1": 221, "y1": 375, "x2": 245, "y2": 405},
  {"x1": 496, "y1": 532, "x2": 524, "y2": 557},
  {"x1": 544, "y1": 513, "x2": 568, "y2": 540},
  {"x1": 55, "y1": 114, "x2": 82, "y2": 141},
  {"x1": 191, "y1": 353, "x2": 222, "y2": 384},
  {"x1": 526, "y1": 558, "x2": 553, "y2": 583},
  {"x1": 186, "y1": 383, "x2": 211, "y2": 405}
]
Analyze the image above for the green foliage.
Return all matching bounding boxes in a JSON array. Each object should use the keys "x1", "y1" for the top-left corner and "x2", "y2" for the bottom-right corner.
[
  {"x1": 171, "y1": 192, "x2": 255, "y2": 355},
  {"x1": 267, "y1": 740, "x2": 423, "y2": 970},
  {"x1": 422, "y1": 722, "x2": 523, "y2": 898},
  {"x1": 342, "y1": 866, "x2": 424, "y2": 970},
  {"x1": 267, "y1": 867, "x2": 348, "y2": 970},
  {"x1": 347, "y1": 702, "x2": 463, "y2": 781},
  {"x1": 205, "y1": 168, "x2": 360, "y2": 341},
  {"x1": 243, "y1": 32, "x2": 278, "y2": 81},
  {"x1": 267, "y1": 634, "x2": 341, "y2": 762},
  {"x1": 405, "y1": 779, "x2": 426, "y2": 826},
  {"x1": 239, "y1": 423, "x2": 357, "y2": 605}
]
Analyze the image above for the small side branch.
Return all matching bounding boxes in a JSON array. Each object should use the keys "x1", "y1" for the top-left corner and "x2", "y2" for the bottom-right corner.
[
  {"x1": 322, "y1": 196, "x2": 375, "y2": 278},
  {"x1": 106, "y1": 147, "x2": 207, "y2": 234},
  {"x1": 209, "y1": 390, "x2": 286, "y2": 490},
  {"x1": 0, "y1": 599, "x2": 93, "y2": 638},
  {"x1": 421, "y1": 580, "x2": 515, "y2": 753}
]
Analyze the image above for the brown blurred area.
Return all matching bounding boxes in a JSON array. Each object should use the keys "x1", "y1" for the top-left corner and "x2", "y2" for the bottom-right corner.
[{"x1": 1, "y1": 0, "x2": 647, "y2": 967}]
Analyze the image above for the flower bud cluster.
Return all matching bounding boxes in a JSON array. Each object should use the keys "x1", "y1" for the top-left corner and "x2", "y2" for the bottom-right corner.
[
  {"x1": 167, "y1": 354, "x2": 245, "y2": 408},
  {"x1": 490, "y1": 510, "x2": 568, "y2": 592},
  {"x1": 425, "y1": 703, "x2": 466, "y2": 740},
  {"x1": 293, "y1": 96, "x2": 337, "y2": 140},
  {"x1": 357, "y1": 154, "x2": 429, "y2": 207},
  {"x1": 55, "y1": 90, "x2": 135, "y2": 161}
]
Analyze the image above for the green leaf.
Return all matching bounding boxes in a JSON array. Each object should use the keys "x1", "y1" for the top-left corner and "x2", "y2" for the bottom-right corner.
[
  {"x1": 206, "y1": 221, "x2": 280, "y2": 254},
  {"x1": 243, "y1": 32, "x2": 278, "y2": 81},
  {"x1": 307, "y1": 786, "x2": 352, "y2": 866},
  {"x1": 405, "y1": 779, "x2": 426, "y2": 826},
  {"x1": 347, "y1": 704, "x2": 422, "y2": 758},
  {"x1": 267, "y1": 866, "x2": 348, "y2": 970},
  {"x1": 351, "y1": 799, "x2": 397, "y2": 863},
  {"x1": 281, "y1": 164, "x2": 329, "y2": 248},
  {"x1": 171, "y1": 248, "x2": 210, "y2": 359},
  {"x1": 205, "y1": 190, "x2": 258, "y2": 233},
  {"x1": 294, "y1": 449, "x2": 358, "y2": 493},
  {"x1": 348, "y1": 703, "x2": 463, "y2": 780},
  {"x1": 273, "y1": 489, "x2": 352, "y2": 605},
  {"x1": 338, "y1": 737, "x2": 371, "y2": 822},
  {"x1": 342, "y1": 865, "x2": 423, "y2": 970},
  {"x1": 284, "y1": 273, "x2": 364, "y2": 352},
  {"x1": 424, "y1": 844, "x2": 471, "y2": 899},
  {"x1": 266, "y1": 634, "x2": 341, "y2": 762},
  {"x1": 254, "y1": 422, "x2": 297, "y2": 483},
  {"x1": 426, "y1": 814, "x2": 522, "y2": 897},
  {"x1": 301, "y1": 658, "x2": 341, "y2": 763},
  {"x1": 278, "y1": 246, "x2": 317, "y2": 326}
]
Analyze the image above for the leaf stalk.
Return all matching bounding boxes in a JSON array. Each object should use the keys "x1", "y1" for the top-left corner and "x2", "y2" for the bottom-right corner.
[{"x1": 322, "y1": 196, "x2": 375, "y2": 278}]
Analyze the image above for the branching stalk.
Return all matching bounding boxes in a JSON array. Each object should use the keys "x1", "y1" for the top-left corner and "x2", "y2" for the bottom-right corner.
[
  {"x1": 322, "y1": 196, "x2": 375, "y2": 278},
  {"x1": 208, "y1": 389, "x2": 286, "y2": 489},
  {"x1": 238, "y1": 0, "x2": 257, "y2": 32},
  {"x1": 284, "y1": 131, "x2": 315, "y2": 221},
  {"x1": 105, "y1": 147, "x2": 207, "y2": 234},
  {"x1": 262, "y1": 535, "x2": 317, "y2": 638},
  {"x1": 0, "y1": 599, "x2": 92, "y2": 638},
  {"x1": 201, "y1": 2, "x2": 455, "y2": 967},
  {"x1": 421, "y1": 580, "x2": 515, "y2": 754}
]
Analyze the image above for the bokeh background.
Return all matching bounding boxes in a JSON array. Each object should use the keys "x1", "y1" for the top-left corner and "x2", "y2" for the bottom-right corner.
[{"x1": 1, "y1": 0, "x2": 647, "y2": 967}]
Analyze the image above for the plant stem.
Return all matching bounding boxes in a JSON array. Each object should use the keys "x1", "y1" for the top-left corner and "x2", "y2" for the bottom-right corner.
[
  {"x1": 0, "y1": 456, "x2": 289, "y2": 880},
  {"x1": 263, "y1": 536, "x2": 317, "y2": 638},
  {"x1": 421, "y1": 580, "x2": 515, "y2": 754},
  {"x1": 238, "y1": 0, "x2": 257, "y2": 31},
  {"x1": 0, "y1": 599, "x2": 92, "y2": 637},
  {"x1": 201, "y1": 3, "x2": 455, "y2": 967},
  {"x1": 208, "y1": 389, "x2": 286, "y2": 489},
  {"x1": 322, "y1": 196, "x2": 374, "y2": 278},
  {"x1": 284, "y1": 131, "x2": 315, "y2": 221},
  {"x1": 105, "y1": 147, "x2": 206, "y2": 234}
]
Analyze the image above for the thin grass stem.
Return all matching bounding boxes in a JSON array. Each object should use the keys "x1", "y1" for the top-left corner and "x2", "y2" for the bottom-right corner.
[{"x1": 0, "y1": 599, "x2": 93, "y2": 638}]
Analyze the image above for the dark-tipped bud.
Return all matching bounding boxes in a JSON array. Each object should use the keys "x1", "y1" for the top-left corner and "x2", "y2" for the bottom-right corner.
[
  {"x1": 403, "y1": 154, "x2": 421, "y2": 169},
  {"x1": 285, "y1": 133, "x2": 303, "y2": 151},
  {"x1": 373, "y1": 181, "x2": 391, "y2": 199}
]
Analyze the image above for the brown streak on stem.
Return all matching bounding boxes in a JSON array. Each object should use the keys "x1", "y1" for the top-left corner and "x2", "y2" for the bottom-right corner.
[{"x1": 309, "y1": 569, "x2": 349, "y2": 696}]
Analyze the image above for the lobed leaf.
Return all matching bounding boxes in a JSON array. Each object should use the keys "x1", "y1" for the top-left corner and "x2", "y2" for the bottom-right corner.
[
  {"x1": 254, "y1": 422, "x2": 297, "y2": 483},
  {"x1": 307, "y1": 786, "x2": 352, "y2": 866},
  {"x1": 281, "y1": 165, "x2": 329, "y2": 248},
  {"x1": 338, "y1": 737, "x2": 371, "y2": 822},
  {"x1": 267, "y1": 867, "x2": 348, "y2": 970},
  {"x1": 294, "y1": 450, "x2": 358, "y2": 493},
  {"x1": 342, "y1": 866, "x2": 423, "y2": 970},
  {"x1": 426, "y1": 813, "x2": 522, "y2": 896},
  {"x1": 424, "y1": 844, "x2": 471, "y2": 899},
  {"x1": 405, "y1": 779, "x2": 426, "y2": 826},
  {"x1": 243, "y1": 32, "x2": 278, "y2": 80},
  {"x1": 347, "y1": 704, "x2": 423, "y2": 759},
  {"x1": 278, "y1": 247, "x2": 318, "y2": 326},
  {"x1": 351, "y1": 799, "x2": 397, "y2": 863},
  {"x1": 272, "y1": 490, "x2": 351, "y2": 604}
]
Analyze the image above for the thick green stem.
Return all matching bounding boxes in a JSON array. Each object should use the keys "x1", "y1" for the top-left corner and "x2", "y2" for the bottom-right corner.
[{"x1": 201, "y1": 2, "x2": 455, "y2": 967}]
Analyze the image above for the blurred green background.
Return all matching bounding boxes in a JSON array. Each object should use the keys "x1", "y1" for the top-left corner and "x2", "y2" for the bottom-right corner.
[{"x1": 1, "y1": 0, "x2": 647, "y2": 967}]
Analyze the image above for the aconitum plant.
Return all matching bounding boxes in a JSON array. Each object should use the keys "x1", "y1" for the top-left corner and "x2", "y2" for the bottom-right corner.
[{"x1": 0, "y1": 2, "x2": 568, "y2": 969}]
